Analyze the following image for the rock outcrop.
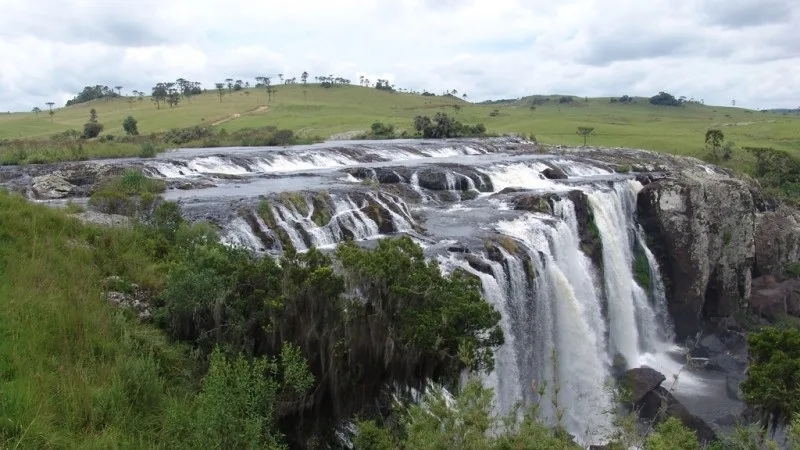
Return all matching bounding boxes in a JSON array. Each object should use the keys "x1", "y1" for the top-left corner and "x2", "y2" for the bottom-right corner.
[
  {"x1": 637, "y1": 170, "x2": 756, "y2": 340},
  {"x1": 749, "y1": 275, "x2": 800, "y2": 320},
  {"x1": 104, "y1": 276, "x2": 152, "y2": 321},
  {"x1": 754, "y1": 206, "x2": 800, "y2": 278},
  {"x1": 624, "y1": 367, "x2": 717, "y2": 444}
]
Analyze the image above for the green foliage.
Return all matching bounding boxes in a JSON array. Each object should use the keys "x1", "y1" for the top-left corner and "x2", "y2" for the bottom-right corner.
[
  {"x1": 354, "y1": 420, "x2": 394, "y2": 450},
  {"x1": 786, "y1": 262, "x2": 800, "y2": 279},
  {"x1": 650, "y1": 91, "x2": 682, "y2": 107},
  {"x1": 745, "y1": 146, "x2": 800, "y2": 202},
  {"x1": 645, "y1": 417, "x2": 700, "y2": 450},
  {"x1": 172, "y1": 344, "x2": 312, "y2": 450},
  {"x1": 82, "y1": 121, "x2": 104, "y2": 139},
  {"x1": 369, "y1": 121, "x2": 396, "y2": 138},
  {"x1": 789, "y1": 414, "x2": 800, "y2": 449},
  {"x1": 123, "y1": 115, "x2": 139, "y2": 135},
  {"x1": 88, "y1": 170, "x2": 166, "y2": 216},
  {"x1": 139, "y1": 142, "x2": 157, "y2": 158},
  {"x1": 363, "y1": 378, "x2": 577, "y2": 450},
  {"x1": 741, "y1": 327, "x2": 800, "y2": 427},
  {"x1": 577, "y1": 126, "x2": 594, "y2": 146},
  {"x1": 633, "y1": 252, "x2": 651, "y2": 289},
  {"x1": 337, "y1": 237, "x2": 504, "y2": 375},
  {"x1": 66, "y1": 85, "x2": 119, "y2": 106},
  {"x1": 414, "y1": 112, "x2": 486, "y2": 138}
]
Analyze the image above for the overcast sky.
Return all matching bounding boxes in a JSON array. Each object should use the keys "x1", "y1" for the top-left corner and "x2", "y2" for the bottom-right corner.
[{"x1": 1, "y1": 0, "x2": 798, "y2": 111}]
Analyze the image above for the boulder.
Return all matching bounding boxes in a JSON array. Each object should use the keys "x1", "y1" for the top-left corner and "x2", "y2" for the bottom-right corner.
[
  {"x1": 104, "y1": 276, "x2": 152, "y2": 321},
  {"x1": 542, "y1": 166, "x2": 568, "y2": 180},
  {"x1": 626, "y1": 367, "x2": 717, "y2": 444},
  {"x1": 624, "y1": 367, "x2": 666, "y2": 403},
  {"x1": 638, "y1": 386, "x2": 717, "y2": 444},
  {"x1": 637, "y1": 172, "x2": 756, "y2": 340},
  {"x1": 514, "y1": 193, "x2": 555, "y2": 214},
  {"x1": 32, "y1": 173, "x2": 74, "y2": 199}
]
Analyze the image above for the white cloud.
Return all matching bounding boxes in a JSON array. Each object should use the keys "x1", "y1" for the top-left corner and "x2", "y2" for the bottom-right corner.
[{"x1": 0, "y1": 0, "x2": 798, "y2": 111}]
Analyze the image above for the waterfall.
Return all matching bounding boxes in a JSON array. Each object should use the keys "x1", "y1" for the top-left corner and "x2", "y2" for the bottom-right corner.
[{"x1": 456, "y1": 179, "x2": 676, "y2": 444}]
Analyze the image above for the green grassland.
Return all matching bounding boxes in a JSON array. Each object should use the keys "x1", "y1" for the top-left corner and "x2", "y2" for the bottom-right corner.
[{"x1": 2, "y1": 84, "x2": 798, "y2": 163}]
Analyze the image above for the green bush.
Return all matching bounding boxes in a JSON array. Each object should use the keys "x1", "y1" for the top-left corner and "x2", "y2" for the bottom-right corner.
[
  {"x1": 123, "y1": 116, "x2": 139, "y2": 136},
  {"x1": 82, "y1": 122, "x2": 104, "y2": 139},
  {"x1": 645, "y1": 417, "x2": 700, "y2": 450},
  {"x1": 741, "y1": 327, "x2": 800, "y2": 426},
  {"x1": 139, "y1": 142, "x2": 157, "y2": 158}
]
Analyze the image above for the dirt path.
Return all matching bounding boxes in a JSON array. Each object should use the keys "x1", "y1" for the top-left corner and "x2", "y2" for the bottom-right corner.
[{"x1": 210, "y1": 105, "x2": 269, "y2": 126}]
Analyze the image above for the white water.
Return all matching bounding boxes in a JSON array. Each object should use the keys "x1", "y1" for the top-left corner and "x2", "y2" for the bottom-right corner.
[
  {"x1": 147, "y1": 143, "x2": 494, "y2": 178},
  {"x1": 475, "y1": 178, "x2": 680, "y2": 444},
  {"x1": 480, "y1": 162, "x2": 571, "y2": 192}
]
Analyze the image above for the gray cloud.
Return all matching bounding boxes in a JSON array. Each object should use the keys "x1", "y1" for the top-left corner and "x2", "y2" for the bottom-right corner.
[
  {"x1": 698, "y1": 0, "x2": 794, "y2": 28},
  {"x1": 1, "y1": 0, "x2": 799, "y2": 111}
]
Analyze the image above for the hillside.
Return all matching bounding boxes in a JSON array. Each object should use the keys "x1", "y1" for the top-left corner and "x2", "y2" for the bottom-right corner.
[{"x1": 2, "y1": 85, "x2": 799, "y2": 161}]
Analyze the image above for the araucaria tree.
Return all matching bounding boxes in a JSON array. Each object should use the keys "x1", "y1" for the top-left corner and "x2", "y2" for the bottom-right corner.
[
  {"x1": 214, "y1": 83, "x2": 226, "y2": 102},
  {"x1": 301, "y1": 71, "x2": 309, "y2": 84},
  {"x1": 45, "y1": 102, "x2": 55, "y2": 122},
  {"x1": 577, "y1": 126, "x2": 594, "y2": 146}
]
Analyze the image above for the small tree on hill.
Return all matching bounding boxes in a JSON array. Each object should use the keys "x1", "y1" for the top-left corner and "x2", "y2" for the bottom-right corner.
[
  {"x1": 115, "y1": 85, "x2": 123, "y2": 96},
  {"x1": 32, "y1": 106, "x2": 41, "y2": 118},
  {"x1": 123, "y1": 116, "x2": 139, "y2": 135},
  {"x1": 89, "y1": 108, "x2": 98, "y2": 123},
  {"x1": 215, "y1": 83, "x2": 226, "y2": 102},
  {"x1": 82, "y1": 121, "x2": 104, "y2": 139},
  {"x1": 301, "y1": 71, "x2": 309, "y2": 84},
  {"x1": 46, "y1": 102, "x2": 55, "y2": 122},
  {"x1": 705, "y1": 129, "x2": 725, "y2": 159},
  {"x1": 225, "y1": 78, "x2": 233, "y2": 93},
  {"x1": 577, "y1": 126, "x2": 594, "y2": 146}
]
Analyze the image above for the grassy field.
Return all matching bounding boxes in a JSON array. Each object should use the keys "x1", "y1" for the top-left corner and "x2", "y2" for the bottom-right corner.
[{"x1": 1, "y1": 84, "x2": 799, "y2": 163}]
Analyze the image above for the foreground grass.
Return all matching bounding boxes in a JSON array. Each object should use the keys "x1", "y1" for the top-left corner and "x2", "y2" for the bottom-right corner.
[
  {"x1": 2, "y1": 85, "x2": 798, "y2": 165},
  {"x1": 0, "y1": 191, "x2": 197, "y2": 448}
]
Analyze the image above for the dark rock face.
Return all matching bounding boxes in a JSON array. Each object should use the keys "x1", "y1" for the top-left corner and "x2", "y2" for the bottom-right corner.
[
  {"x1": 638, "y1": 386, "x2": 717, "y2": 444},
  {"x1": 637, "y1": 174, "x2": 756, "y2": 340},
  {"x1": 748, "y1": 276, "x2": 800, "y2": 320},
  {"x1": 624, "y1": 367, "x2": 666, "y2": 403},
  {"x1": 624, "y1": 367, "x2": 717, "y2": 444},
  {"x1": 754, "y1": 207, "x2": 800, "y2": 278},
  {"x1": 513, "y1": 193, "x2": 556, "y2": 214}
]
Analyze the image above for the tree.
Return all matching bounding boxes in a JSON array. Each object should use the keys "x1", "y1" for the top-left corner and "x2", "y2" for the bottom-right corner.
[
  {"x1": 576, "y1": 126, "x2": 594, "y2": 146},
  {"x1": 214, "y1": 83, "x2": 226, "y2": 102},
  {"x1": 151, "y1": 83, "x2": 168, "y2": 109},
  {"x1": 46, "y1": 102, "x2": 55, "y2": 122},
  {"x1": 89, "y1": 108, "x2": 98, "y2": 123},
  {"x1": 278, "y1": 73, "x2": 283, "y2": 83},
  {"x1": 126, "y1": 96, "x2": 135, "y2": 109},
  {"x1": 114, "y1": 85, "x2": 123, "y2": 96},
  {"x1": 463, "y1": 93, "x2": 467, "y2": 100},
  {"x1": 649, "y1": 91, "x2": 682, "y2": 107},
  {"x1": 123, "y1": 116, "x2": 139, "y2": 135},
  {"x1": 225, "y1": 78, "x2": 233, "y2": 93},
  {"x1": 32, "y1": 106, "x2": 41, "y2": 118},
  {"x1": 741, "y1": 327, "x2": 800, "y2": 428},
  {"x1": 301, "y1": 71, "x2": 308, "y2": 84},
  {"x1": 705, "y1": 129, "x2": 724, "y2": 154}
]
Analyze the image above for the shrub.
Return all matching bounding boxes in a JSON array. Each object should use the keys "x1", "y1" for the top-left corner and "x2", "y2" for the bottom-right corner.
[
  {"x1": 123, "y1": 116, "x2": 139, "y2": 136},
  {"x1": 139, "y1": 142, "x2": 157, "y2": 158},
  {"x1": 82, "y1": 122, "x2": 104, "y2": 139},
  {"x1": 370, "y1": 121, "x2": 395, "y2": 137}
]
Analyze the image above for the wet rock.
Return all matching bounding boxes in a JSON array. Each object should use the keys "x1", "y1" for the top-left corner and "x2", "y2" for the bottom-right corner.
[
  {"x1": 447, "y1": 243, "x2": 471, "y2": 254},
  {"x1": 513, "y1": 193, "x2": 556, "y2": 214},
  {"x1": 638, "y1": 386, "x2": 717, "y2": 444},
  {"x1": 542, "y1": 166, "x2": 568, "y2": 180},
  {"x1": 465, "y1": 254, "x2": 494, "y2": 275},
  {"x1": 624, "y1": 367, "x2": 666, "y2": 403},
  {"x1": 637, "y1": 173, "x2": 756, "y2": 340}
]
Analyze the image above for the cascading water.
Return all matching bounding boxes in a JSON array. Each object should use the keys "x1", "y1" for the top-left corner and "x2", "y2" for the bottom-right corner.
[{"x1": 139, "y1": 139, "x2": 689, "y2": 444}]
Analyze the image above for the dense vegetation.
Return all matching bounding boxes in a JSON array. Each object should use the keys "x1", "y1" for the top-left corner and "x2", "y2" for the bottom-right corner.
[{"x1": 66, "y1": 85, "x2": 121, "y2": 106}]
